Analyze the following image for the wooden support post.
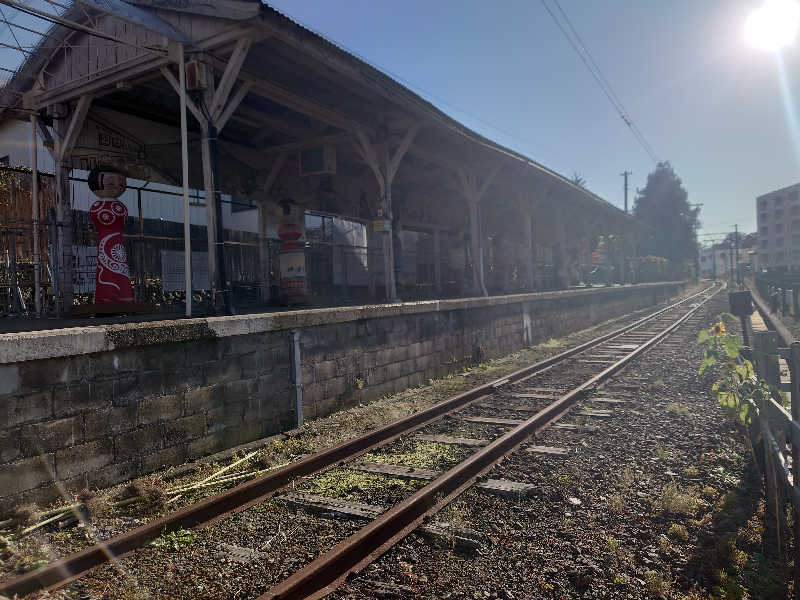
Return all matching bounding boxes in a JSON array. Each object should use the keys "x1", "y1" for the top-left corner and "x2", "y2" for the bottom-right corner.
[
  {"x1": 49, "y1": 95, "x2": 91, "y2": 314},
  {"x1": 353, "y1": 124, "x2": 419, "y2": 302},
  {"x1": 555, "y1": 212, "x2": 568, "y2": 289},
  {"x1": 525, "y1": 205, "x2": 535, "y2": 291},
  {"x1": 29, "y1": 114, "x2": 41, "y2": 315},
  {"x1": 256, "y1": 153, "x2": 287, "y2": 304},
  {"x1": 454, "y1": 165, "x2": 500, "y2": 297},
  {"x1": 433, "y1": 228, "x2": 442, "y2": 296},
  {"x1": 177, "y1": 43, "x2": 192, "y2": 317}
]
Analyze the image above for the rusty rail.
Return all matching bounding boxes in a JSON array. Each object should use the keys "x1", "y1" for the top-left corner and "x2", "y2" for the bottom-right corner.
[
  {"x1": 260, "y1": 285, "x2": 721, "y2": 600},
  {"x1": 0, "y1": 284, "x2": 714, "y2": 598}
]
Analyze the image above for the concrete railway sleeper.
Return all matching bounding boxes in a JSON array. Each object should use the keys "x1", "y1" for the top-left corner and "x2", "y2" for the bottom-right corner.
[{"x1": 0, "y1": 284, "x2": 717, "y2": 599}]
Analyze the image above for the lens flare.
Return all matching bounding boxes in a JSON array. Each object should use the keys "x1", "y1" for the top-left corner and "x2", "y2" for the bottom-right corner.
[{"x1": 745, "y1": 0, "x2": 800, "y2": 51}]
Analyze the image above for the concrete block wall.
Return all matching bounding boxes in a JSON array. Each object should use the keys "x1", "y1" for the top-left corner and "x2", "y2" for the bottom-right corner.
[
  {"x1": 0, "y1": 332, "x2": 293, "y2": 507},
  {"x1": 0, "y1": 281, "x2": 683, "y2": 507},
  {"x1": 298, "y1": 283, "x2": 681, "y2": 418}
]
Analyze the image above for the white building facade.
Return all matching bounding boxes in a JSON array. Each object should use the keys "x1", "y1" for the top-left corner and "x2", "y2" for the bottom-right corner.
[{"x1": 757, "y1": 183, "x2": 800, "y2": 269}]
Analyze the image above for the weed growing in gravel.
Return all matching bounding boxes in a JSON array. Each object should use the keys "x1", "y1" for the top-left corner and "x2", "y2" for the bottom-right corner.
[
  {"x1": 299, "y1": 468, "x2": 420, "y2": 500},
  {"x1": 668, "y1": 523, "x2": 689, "y2": 542},
  {"x1": 364, "y1": 441, "x2": 464, "y2": 470},
  {"x1": 608, "y1": 493, "x2": 626, "y2": 514},
  {"x1": 149, "y1": 527, "x2": 197, "y2": 551},
  {"x1": 667, "y1": 403, "x2": 690, "y2": 416},
  {"x1": 653, "y1": 445, "x2": 670, "y2": 460},
  {"x1": 701, "y1": 485, "x2": 718, "y2": 499},
  {"x1": 684, "y1": 465, "x2": 700, "y2": 477},
  {"x1": 657, "y1": 534, "x2": 671, "y2": 553},
  {"x1": 657, "y1": 482, "x2": 698, "y2": 516},
  {"x1": 644, "y1": 570, "x2": 667, "y2": 597},
  {"x1": 618, "y1": 466, "x2": 635, "y2": 488}
]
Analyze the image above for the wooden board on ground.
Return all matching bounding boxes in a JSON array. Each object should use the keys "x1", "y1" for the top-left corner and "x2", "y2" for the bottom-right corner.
[
  {"x1": 279, "y1": 492, "x2": 383, "y2": 519},
  {"x1": 416, "y1": 434, "x2": 489, "y2": 447},
  {"x1": 589, "y1": 397, "x2": 628, "y2": 405},
  {"x1": 525, "y1": 445, "x2": 569, "y2": 456},
  {"x1": 577, "y1": 409, "x2": 614, "y2": 418},
  {"x1": 460, "y1": 416, "x2": 524, "y2": 426},
  {"x1": 551, "y1": 423, "x2": 600, "y2": 433}
]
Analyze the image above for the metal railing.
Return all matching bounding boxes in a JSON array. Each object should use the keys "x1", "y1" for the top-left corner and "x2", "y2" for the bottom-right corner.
[{"x1": 746, "y1": 284, "x2": 800, "y2": 595}]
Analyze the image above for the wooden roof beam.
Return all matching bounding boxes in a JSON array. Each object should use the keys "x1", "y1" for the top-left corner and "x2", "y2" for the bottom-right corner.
[{"x1": 206, "y1": 54, "x2": 368, "y2": 133}]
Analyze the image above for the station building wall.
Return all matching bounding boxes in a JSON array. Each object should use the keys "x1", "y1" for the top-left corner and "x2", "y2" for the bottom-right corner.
[{"x1": 0, "y1": 281, "x2": 685, "y2": 507}]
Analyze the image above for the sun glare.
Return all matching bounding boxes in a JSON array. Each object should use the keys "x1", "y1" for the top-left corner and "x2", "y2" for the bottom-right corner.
[{"x1": 745, "y1": 0, "x2": 800, "y2": 51}]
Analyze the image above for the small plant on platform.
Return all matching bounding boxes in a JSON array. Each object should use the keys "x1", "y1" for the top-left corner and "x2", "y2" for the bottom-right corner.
[
  {"x1": 697, "y1": 315, "x2": 784, "y2": 425},
  {"x1": 149, "y1": 527, "x2": 197, "y2": 551}
]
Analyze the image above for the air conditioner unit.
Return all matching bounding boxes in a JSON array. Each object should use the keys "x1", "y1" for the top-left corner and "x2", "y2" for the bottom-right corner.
[
  {"x1": 185, "y1": 61, "x2": 207, "y2": 91},
  {"x1": 299, "y1": 145, "x2": 336, "y2": 176}
]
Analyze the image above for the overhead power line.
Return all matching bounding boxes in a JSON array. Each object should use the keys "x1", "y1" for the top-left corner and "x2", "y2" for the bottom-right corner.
[{"x1": 540, "y1": 0, "x2": 660, "y2": 164}]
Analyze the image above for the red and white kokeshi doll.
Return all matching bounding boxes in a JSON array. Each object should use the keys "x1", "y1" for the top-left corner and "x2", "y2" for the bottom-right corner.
[{"x1": 88, "y1": 167, "x2": 133, "y2": 303}]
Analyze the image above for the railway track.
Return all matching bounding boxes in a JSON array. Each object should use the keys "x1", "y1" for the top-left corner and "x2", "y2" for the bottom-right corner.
[{"x1": 0, "y1": 283, "x2": 719, "y2": 599}]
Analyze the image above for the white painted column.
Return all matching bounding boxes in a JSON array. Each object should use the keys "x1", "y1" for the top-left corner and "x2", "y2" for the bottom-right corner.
[
  {"x1": 29, "y1": 114, "x2": 41, "y2": 315},
  {"x1": 178, "y1": 44, "x2": 192, "y2": 317}
]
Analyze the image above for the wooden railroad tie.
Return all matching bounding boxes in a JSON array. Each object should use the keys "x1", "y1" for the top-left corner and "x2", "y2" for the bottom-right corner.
[
  {"x1": 525, "y1": 445, "x2": 569, "y2": 456},
  {"x1": 576, "y1": 409, "x2": 613, "y2": 418},
  {"x1": 415, "y1": 434, "x2": 488, "y2": 447},
  {"x1": 347, "y1": 462, "x2": 536, "y2": 497}
]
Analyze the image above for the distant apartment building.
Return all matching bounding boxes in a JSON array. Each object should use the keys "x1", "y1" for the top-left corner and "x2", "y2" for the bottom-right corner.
[
  {"x1": 699, "y1": 244, "x2": 754, "y2": 277},
  {"x1": 757, "y1": 183, "x2": 800, "y2": 269}
]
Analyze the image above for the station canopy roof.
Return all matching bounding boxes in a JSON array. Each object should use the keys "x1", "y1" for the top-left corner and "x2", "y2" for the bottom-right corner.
[{"x1": 0, "y1": 0, "x2": 640, "y2": 233}]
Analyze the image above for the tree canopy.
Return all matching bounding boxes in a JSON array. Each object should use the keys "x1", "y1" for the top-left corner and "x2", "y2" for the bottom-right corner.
[
  {"x1": 633, "y1": 162, "x2": 699, "y2": 263},
  {"x1": 571, "y1": 172, "x2": 586, "y2": 188}
]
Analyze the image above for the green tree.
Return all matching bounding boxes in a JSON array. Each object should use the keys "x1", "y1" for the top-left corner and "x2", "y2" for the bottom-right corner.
[{"x1": 633, "y1": 162, "x2": 699, "y2": 263}]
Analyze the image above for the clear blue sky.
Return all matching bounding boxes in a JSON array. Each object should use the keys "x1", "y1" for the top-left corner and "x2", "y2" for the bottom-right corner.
[{"x1": 1, "y1": 0, "x2": 796, "y2": 241}]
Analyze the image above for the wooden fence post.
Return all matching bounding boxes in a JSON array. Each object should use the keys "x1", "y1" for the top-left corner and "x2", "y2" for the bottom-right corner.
[{"x1": 754, "y1": 331, "x2": 780, "y2": 386}]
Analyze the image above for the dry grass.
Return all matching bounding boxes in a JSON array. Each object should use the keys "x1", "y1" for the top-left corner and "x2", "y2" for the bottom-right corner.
[
  {"x1": 657, "y1": 482, "x2": 699, "y2": 516},
  {"x1": 668, "y1": 523, "x2": 689, "y2": 542},
  {"x1": 644, "y1": 570, "x2": 667, "y2": 597}
]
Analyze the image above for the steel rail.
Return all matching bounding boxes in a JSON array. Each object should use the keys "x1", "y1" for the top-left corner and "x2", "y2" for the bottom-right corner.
[
  {"x1": 260, "y1": 285, "x2": 721, "y2": 600},
  {"x1": 0, "y1": 284, "x2": 713, "y2": 598}
]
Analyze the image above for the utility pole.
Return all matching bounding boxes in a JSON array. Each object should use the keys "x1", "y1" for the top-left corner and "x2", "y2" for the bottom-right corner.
[
  {"x1": 621, "y1": 170, "x2": 632, "y2": 213},
  {"x1": 734, "y1": 224, "x2": 741, "y2": 288}
]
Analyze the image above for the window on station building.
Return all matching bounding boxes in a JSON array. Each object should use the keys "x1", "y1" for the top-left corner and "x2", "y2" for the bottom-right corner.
[
  {"x1": 762, "y1": 253, "x2": 771, "y2": 264},
  {"x1": 761, "y1": 225, "x2": 768, "y2": 234},
  {"x1": 777, "y1": 236, "x2": 785, "y2": 247},
  {"x1": 776, "y1": 195, "x2": 784, "y2": 205},
  {"x1": 793, "y1": 191, "x2": 799, "y2": 201},
  {"x1": 793, "y1": 234, "x2": 800, "y2": 246},
  {"x1": 760, "y1": 211, "x2": 768, "y2": 221},
  {"x1": 777, "y1": 223, "x2": 784, "y2": 233},
  {"x1": 793, "y1": 205, "x2": 800, "y2": 215},
  {"x1": 794, "y1": 249, "x2": 800, "y2": 260},
  {"x1": 776, "y1": 208, "x2": 785, "y2": 219},
  {"x1": 761, "y1": 198, "x2": 768, "y2": 210},
  {"x1": 777, "y1": 251, "x2": 786, "y2": 262},
  {"x1": 762, "y1": 239, "x2": 769, "y2": 249},
  {"x1": 230, "y1": 195, "x2": 256, "y2": 213}
]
